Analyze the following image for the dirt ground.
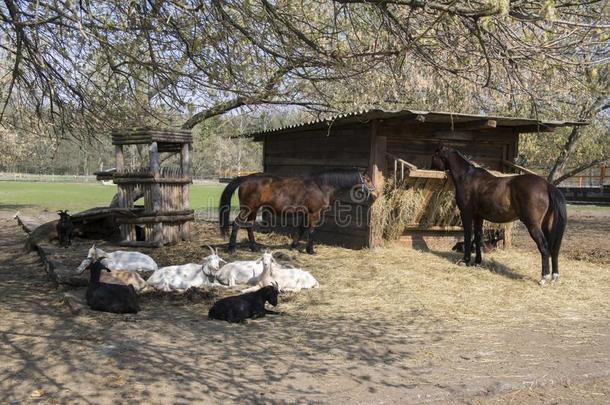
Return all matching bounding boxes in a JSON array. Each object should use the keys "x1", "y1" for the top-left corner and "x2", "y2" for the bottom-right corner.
[
  {"x1": 1, "y1": 206, "x2": 609, "y2": 404},
  {"x1": 512, "y1": 205, "x2": 610, "y2": 266}
]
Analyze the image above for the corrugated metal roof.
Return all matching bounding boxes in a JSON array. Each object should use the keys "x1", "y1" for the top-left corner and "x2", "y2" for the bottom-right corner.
[{"x1": 243, "y1": 108, "x2": 587, "y2": 139}]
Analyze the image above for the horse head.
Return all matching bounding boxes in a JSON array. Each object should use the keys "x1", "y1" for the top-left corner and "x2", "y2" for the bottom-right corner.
[
  {"x1": 431, "y1": 145, "x2": 452, "y2": 171},
  {"x1": 362, "y1": 171, "x2": 378, "y2": 198}
]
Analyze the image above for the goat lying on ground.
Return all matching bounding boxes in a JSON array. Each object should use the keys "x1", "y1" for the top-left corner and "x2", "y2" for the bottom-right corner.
[
  {"x1": 211, "y1": 256, "x2": 264, "y2": 287},
  {"x1": 208, "y1": 283, "x2": 279, "y2": 323},
  {"x1": 77, "y1": 244, "x2": 158, "y2": 273},
  {"x1": 100, "y1": 270, "x2": 151, "y2": 293},
  {"x1": 452, "y1": 230, "x2": 504, "y2": 254},
  {"x1": 147, "y1": 246, "x2": 227, "y2": 292},
  {"x1": 77, "y1": 258, "x2": 140, "y2": 313},
  {"x1": 241, "y1": 250, "x2": 319, "y2": 293},
  {"x1": 56, "y1": 210, "x2": 74, "y2": 248}
]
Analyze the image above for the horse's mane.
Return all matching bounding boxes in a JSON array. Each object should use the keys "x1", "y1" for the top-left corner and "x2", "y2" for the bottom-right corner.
[
  {"x1": 454, "y1": 149, "x2": 479, "y2": 168},
  {"x1": 311, "y1": 169, "x2": 361, "y2": 189},
  {"x1": 453, "y1": 149, "x2": 510, "y2": 177}
]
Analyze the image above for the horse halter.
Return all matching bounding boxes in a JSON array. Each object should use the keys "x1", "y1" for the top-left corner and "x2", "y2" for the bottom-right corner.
[{"x1": 358, "y1": 172, "x2": 375, "y2": 195}]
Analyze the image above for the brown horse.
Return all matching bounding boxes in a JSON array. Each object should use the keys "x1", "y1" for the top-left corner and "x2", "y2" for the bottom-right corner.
[
  {"x1": 219, "y1": 169, "x2": 375, "y2": 254},
  {"x1": 431, "y1": 146, "x2": 567, "y2": 285}
]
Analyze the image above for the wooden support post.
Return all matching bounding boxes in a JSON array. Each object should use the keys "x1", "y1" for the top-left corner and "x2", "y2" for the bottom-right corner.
[
  {"x1": 149, "y1": 141, "x2": 163, "y2": 244},
  {"x1": 394, "y1": 159, "x2": 397, "y2": 187},
  {"x1": 181, "y1": 143, "x2": 190, "y2": 210},
  {"x1": 368, "y1": 120, "x2": 387, "y2": 248},
  {"x1": 368, "y1": 121, "x2": 386, "y2": 191},
  {"x1": 115, "y1": 145, "x2": 124, "y2": 173},
  {"x1": 180, "y1": 143, "x2": 192, "y2": 241},
  {"x1": 150, "y1": 142, "x2": 160, "y2": 180}
]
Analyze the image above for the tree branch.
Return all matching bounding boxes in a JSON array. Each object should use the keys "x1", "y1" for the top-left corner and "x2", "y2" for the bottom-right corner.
[{"x1": 552, "y1": 158, "x2": 608, "y2": 185}]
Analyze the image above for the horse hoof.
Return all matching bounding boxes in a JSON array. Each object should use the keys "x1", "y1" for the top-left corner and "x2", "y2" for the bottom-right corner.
[
  {"x1": 456, "y1": 259, "x2": 470, "y2": 267},
  {"x1": 539, "y1": 275, "x2": 552, "y2": 286},
  {"x1": 551, "y1": 274, "x2": 560, "y2": 283},
  {"x1": 290, "y1": 243, "x2": 298, "y2": 250},
  {"x1": 228, "y1": 247, "x2": 236, "y2": 254},
  {"x1": 306, "y1": 249, "x2": 316, "y2": 255},
  {"x1": 249, "y1": 245, "x2": 260, "y2": 252}
]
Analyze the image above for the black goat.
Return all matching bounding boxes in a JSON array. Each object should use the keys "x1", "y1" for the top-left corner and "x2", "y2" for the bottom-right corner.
[
  {"x1": 452, "y1": 229, "x2": 504, "y2": 254},
  {"x1": 82, "y1": 259, "x2": 140, "y2": 314},
  {"x1": 56, "y1": 210, "x2": 74, "y2": 248},
  {"x1": 208, "y1": 284, "x2": 279, "y2": 323}
]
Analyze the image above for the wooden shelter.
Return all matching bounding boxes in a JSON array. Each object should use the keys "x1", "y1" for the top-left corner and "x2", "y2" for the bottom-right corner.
[
  {"x1": 246, "y1": 109, "x2": 585, "y2": 249},
  {"x1": 111, "y1": 127, "x2": 193, "y2": 247}
]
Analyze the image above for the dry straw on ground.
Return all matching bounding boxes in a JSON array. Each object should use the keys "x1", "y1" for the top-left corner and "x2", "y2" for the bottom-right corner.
[{"x1": 146, "y1": 221, "x2": 610, "y2": 328}]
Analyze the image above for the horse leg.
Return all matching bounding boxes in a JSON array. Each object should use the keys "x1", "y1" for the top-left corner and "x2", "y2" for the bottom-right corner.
[
  {"x1": 459, "y1": 211, "x2": 473, "y2": 265},
  {"x1": 543, "y1": 212, "x2": 562, "y2": 284},
  {"x1": 551, "y1": 254, "x2": 560, "y2": 283},
  {"x1": 228, "y1": 208, "x2": 250, "y2": 253},
  {"x1": 525, "y1": 223, "x2": 551, "y2": 285},
  {"x1": 474, "y1": 217, "x2": 483, "y2": 265},
  {"x1": 291, "y1": 216, "x2": 305, "y2": 249},
  {"x1": 228, "y1": 223, "x2": 240, "y2": 253},
  {"x1": 246, "y1": 210, "x2": 259, "y2": 251},
  {"x1": 305, "y1": 212, "x2": 321, "y2": 255}
]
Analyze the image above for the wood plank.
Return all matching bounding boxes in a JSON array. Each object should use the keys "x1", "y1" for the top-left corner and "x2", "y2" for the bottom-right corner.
[
  {"x1": 114, "y1": 177, "x2": 192, "y2": 184},
  {"x1": 406, "y1": 169, "x2": 447, "y2": 179},
  {"x1": 265, "y1": 156, "x2": 370, "y2": 166},
  {"x1": 453, "y1": 119, "x2": 497, "y2": 130}
]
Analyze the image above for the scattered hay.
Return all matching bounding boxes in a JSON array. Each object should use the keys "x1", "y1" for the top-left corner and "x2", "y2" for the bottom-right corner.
[{"x1": 123, "y1": 216, "x2": 610, "y2": 329}]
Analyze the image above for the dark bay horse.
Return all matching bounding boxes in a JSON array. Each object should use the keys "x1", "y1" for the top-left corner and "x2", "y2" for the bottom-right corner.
[
  {"x1": 431, "y1": 146, "x2": 567, "y2": 285},
  {"x1": 219, "y1": 169, "x2": 375, "y2": 254}
]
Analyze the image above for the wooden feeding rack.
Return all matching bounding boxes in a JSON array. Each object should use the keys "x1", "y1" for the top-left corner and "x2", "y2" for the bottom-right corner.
[{"x1": 111, "y1": 127, "x2": 194, "y2": 247}]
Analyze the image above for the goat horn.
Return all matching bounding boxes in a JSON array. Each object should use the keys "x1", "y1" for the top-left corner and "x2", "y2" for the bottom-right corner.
[{"x1": 206, "y1": 245, "x2": 215, "y2": 255}]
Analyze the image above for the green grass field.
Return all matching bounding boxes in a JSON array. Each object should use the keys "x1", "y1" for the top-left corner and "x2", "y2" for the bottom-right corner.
[{"x1": 0, "y1": 181, "x2": 230, "y2": 213}]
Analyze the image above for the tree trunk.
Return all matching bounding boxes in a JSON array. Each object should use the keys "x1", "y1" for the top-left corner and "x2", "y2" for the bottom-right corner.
[
  {"x1": 547, "y1": 125, "x2": 583, "y2": 183},
  {"x1": 547, "y1": 96, "x2": 606, "y2": 183}
]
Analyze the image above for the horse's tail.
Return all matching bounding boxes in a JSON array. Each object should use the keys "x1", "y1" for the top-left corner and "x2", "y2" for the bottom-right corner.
[
  {"x1": 546, "y1": 183, "x2": 567, "y2": 257},
  {"x1": 219, "y1": 176, "x2": 249, "y2": 237}
]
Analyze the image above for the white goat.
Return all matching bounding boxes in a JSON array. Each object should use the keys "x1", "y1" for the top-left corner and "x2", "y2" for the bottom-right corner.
[
  {"x1": 240, "y1": 250, "x2": 319, "y2": 293},
  {"x1": 212, "y1": 255, "x2": 265, "y2": 287},
  {"x1": 146, "y1": 246, "x2": 228, "y2": 292},
  {"x1": 76, "y1": 244, "x2": 158, "y2": 273}
]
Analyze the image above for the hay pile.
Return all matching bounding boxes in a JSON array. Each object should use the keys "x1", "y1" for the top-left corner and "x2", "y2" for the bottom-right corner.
[{"x1": 370, "y1": 176, "x2": 513, "y2": 244}]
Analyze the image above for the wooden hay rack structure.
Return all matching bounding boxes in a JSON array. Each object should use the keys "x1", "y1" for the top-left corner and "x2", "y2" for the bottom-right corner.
[
  {"x1": 111, "y1": 127, "x2": 193, "y2": 247},
  {"x1": 377, "y1": 153, "x2": 515, "y2": 247}
]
